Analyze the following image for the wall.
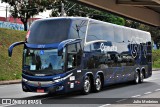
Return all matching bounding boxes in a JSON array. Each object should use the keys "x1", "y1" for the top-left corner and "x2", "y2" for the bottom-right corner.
[{"x1": 0, "y1": 21, "x2": 24, "y2": 30}]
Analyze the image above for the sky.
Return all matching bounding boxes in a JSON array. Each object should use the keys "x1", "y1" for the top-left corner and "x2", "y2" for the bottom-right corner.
[{"x1": 0, "y1": 1, "x2": 51, "y2": 18}]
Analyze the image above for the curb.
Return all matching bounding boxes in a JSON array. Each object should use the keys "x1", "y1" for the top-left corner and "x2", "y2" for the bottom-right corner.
[
  {"x1": 152, "y1": 69, "x2": 160, "y2": 71},
  {"x1": 0, "y1": 79, "x2": 21, "y2": 85}
]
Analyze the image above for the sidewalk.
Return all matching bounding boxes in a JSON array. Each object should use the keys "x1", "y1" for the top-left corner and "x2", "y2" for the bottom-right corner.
[
  {"x1": 152, "y1": 68, "x2": 160, "y2": 71},
  {"x1": 0, "y1": 79, "x2": 21, "y2": 85}
]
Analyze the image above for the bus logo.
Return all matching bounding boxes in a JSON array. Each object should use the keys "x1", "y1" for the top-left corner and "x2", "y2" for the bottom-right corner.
[
  {"x1": 38, "y1": 82, "x2": 41, "y2": 87},
  {"x1": 100, "y1": 43, "x2": 117, "y2": 52},
  {"x1": 38, "y1": 45, "x2": 45, "y2": 48}
]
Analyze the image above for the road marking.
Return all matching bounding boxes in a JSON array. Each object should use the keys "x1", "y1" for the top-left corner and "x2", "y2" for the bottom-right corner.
[
  {"x1": 155, "y1": 89, "x2": 160, "y2": 92},
  {"x1": 99, "y1": 104, "x2": 111, "y2": 107},
  {"x1": 144, "y1": 91, "x2": 152, "y2": 95},
  {"x1": 1, "y1": 104, "x2": 16, "y2": 107},
  {"x1": 131, "y1": 95, "x2": 141, "y2": 98},
  {"x1": 116, "y1": 99, "x2": 126, "y2": 103}
]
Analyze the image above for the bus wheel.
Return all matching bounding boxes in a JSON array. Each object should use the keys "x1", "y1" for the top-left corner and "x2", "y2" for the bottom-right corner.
[
  {"x1": 94, "y1": 75, "x2": 102, "y2": 92},
  {"x1": 140, "y1": 72, "x2": 144, "y2": 83},
  {"x1": 82, "y1": 76, "x2": 91, "y2": 95},
  {"x1": 134, "y1": 71, "x2": 140, "y2": 84}
]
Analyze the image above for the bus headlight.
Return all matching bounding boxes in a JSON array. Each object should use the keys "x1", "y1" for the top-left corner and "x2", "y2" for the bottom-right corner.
[
  {"x1": 52, "y1": 73, "x2": 73, "y2": 83},
  {"x1": 53, "y1": 78, "x2": 63, "y2": 83},
  {"x1": 22, "y1": 78, "x2": 28, "y2": 82}
]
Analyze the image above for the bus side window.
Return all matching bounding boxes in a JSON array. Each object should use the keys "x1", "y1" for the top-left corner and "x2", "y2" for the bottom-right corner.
[
  {"x1": 67, "y1": 43, "x2": 82, "y2": 70},
  {"x1": 76, "y1": 43, "x2": 82, "y2": 66},
  {"x1": 110, "y1": 53, "x2": 118, "y2": 62}
]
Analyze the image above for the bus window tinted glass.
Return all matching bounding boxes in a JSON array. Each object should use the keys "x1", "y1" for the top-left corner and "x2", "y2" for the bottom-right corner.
[
  {"x1": 114, "y1": 26, "x2": 123, "y2": 43},
  {"x1": 86, "y1": 20, "x2": 114, "y2": 42},
  {"x1": 102, "y1": 24, "x2": 114, "y2": 41},
  {"x1": 123, "y1": 28, "x2": 131, "y2": 43},
  {"x1": 27, "y1": 19, "x2": 71, "y2": 44},
  {"x1": 69, "y1": 19, "x2": 88, "y2": 40}
]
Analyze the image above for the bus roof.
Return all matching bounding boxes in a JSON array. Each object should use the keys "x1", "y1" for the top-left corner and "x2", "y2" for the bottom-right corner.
[{"x1": 34, "y1": 17, "x2": 150, "y2": 34}]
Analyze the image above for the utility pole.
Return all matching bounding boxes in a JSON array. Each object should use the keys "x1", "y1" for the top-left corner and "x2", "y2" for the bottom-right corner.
[
  {"x1": 6, "y1": 6, "x2": 8, "y2": 22},
  {"x1": 61, "y1": 2, "x2": 66, "y2": 16}
]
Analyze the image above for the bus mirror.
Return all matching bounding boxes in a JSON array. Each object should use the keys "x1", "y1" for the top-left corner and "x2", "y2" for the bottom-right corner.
[
  {"x1": 58, "y1": 48, "x2": 63, "y2": 56},
  {"x1": 58, "y1": 43, "x2": 66, "y2": 56},
  {"x1": 8, "y1": 41, "x2": 25, "y2": 57},
  {"x1": 58, "y1": 39, "x2": 82, "y2": 56}
]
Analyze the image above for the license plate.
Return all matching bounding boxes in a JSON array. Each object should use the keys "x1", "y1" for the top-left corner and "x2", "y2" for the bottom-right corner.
[{"x1": 37, "y1": 89, "x2": 44, "y2": 93}]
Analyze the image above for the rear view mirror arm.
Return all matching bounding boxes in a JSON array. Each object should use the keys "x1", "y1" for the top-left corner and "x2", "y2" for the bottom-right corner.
[{"x1": 8, "y1": 41, "x2": 25, "y2": 57}]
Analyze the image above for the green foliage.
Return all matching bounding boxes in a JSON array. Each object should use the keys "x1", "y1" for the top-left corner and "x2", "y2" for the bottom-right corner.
[
  {"x1": 50, "y1": 0, "x2": 125, "y2": 25},
  {"x1": 2, "y1": 0, "x2": 125, "y2": 30},
  {"x1": 0, "y1": 28, "x2": 26, "y2": 80},
  {"x1": 152, "y1": 50, "x2": 160, "y2": 68},
  {"x1": 2, "y1": 0, "x2": 57, "y2": 31}
]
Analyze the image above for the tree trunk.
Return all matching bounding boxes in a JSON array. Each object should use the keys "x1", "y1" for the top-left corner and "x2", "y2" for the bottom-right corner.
[
  {"x1": 21, "y1": 17, "x2": 28, "y2": 31},
  {"x1": 23, "y1": 22, "x2": 28, "y2": 31}
]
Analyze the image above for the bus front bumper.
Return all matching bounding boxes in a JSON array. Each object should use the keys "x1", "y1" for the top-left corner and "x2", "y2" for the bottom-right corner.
[{"x1": 22, "y1": 78, "x2": 65, "y2": 93}]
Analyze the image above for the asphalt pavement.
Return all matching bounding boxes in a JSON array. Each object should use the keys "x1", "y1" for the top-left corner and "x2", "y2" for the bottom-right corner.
[{"x1": 0, "y1": 71, "x2": 160, "y2": 107}]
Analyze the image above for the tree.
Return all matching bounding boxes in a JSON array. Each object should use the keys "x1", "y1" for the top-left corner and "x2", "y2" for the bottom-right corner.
[
  {"x1": 2, "y1": 0, "x2": 57, "y2": 31},
  {"x1": 53, "y1": 0, "x2": 159, "y2": 47},
  {"x1": 50, "y1": 0, "x2": 125, "y2": 25}
]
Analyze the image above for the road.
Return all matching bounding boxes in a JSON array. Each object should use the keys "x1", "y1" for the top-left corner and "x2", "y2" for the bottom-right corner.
[{"x1": 0, "y1": 71, "x2": 160, "y2": 107}]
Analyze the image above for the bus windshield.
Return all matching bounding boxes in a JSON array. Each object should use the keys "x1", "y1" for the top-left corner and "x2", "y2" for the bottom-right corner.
[
  {"x1": 27, "y1": 19, "x2": 71, "y2": 44},
  {"x1": 23, "y1": 49, "x2": 65, "y2": 76}
]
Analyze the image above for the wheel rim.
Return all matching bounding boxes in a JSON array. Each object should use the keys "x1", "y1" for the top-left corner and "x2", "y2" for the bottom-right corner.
[
  {"x1": 84, "y1": 79, "x2": 90, "y2": 93},
  {"x1": 96, "y1": 77, "x2": 101, "y2": 91},
  {"x1": 136, "y1": 73, "x2": 139, "y2": 83},
  {"x1": 140, "y1": 73, "x2": 144, "y2": 82}
]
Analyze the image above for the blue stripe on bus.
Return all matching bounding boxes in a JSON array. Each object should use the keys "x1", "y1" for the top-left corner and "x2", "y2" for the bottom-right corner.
[{"x1": 25, "y1": 43, "x2": 59, "y2": 49}]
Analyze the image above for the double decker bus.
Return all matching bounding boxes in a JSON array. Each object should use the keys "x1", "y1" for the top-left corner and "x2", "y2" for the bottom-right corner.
[{"x1": 8, "y1": 17, "x2": 152, "y2": 94}]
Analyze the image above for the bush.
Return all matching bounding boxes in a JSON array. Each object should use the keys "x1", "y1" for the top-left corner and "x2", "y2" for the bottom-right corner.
[
  {"x1": 152, "y1": 50, "x2": 160, "y2": 68},
  {"x1": 0, "y1": 28, "x2": 26, "y2": 81}
]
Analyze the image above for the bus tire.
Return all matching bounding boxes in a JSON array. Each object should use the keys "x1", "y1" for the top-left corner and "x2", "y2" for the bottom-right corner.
[
  {"x1": 134, "y1": 71, "x2": 140, "y2": 84},
  {"x1": 94, "y1": 75, "x2": 102, "y2": 92},
  {"x1": 82, "y1": 76, "x2": 91, "y2": 95},
  {"x1": 140, "y1": 71, "x2": 144, "y2": 83}
]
